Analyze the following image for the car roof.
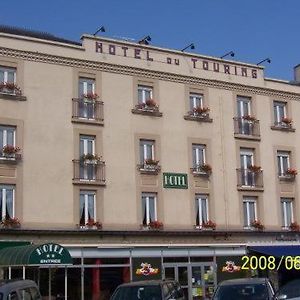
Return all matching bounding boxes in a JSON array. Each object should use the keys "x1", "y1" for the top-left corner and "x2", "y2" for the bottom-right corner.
[
  {"x1": 219, "y1": 278, "x2": 268, "y2": 286},
  {"x1": 116, "y1": 280, "x2": 176, "y2": 288},
  {"x1": 0, "y1": 279, "x2": 37, "y2": 289}
]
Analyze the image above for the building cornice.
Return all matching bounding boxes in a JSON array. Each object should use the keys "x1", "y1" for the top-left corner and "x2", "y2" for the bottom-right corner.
[{"x1": 1, "y1": 46, "x2": 300, "y2": 101}]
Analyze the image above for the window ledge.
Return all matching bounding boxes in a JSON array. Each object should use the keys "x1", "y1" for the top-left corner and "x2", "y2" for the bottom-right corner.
[
  {"x1": 72, "y1": 179, "x2": 106, "y2": 186},
  {"x1": 278, "y1": 175, "x2": 296, "y2": 182},
  {"x1": 271, "y1": 125, "x2": 295, "y2": 132},
  {"x1": 184, "y1": 115, "x2": 213, "y2": 123},
  {"x1": 237, "y1": 186, "x2": 264, "y2": 192},
  {"x1": 71, "y1": 118, "x2": 104, "y2": 126},
  {"x1": 131, "y1": 108, "x2": 163, "y2": 117},
  {"x1": 0, "y1": 92, "x2": 27, "y2": 101},
  {"x1": 192, "y1": 171, "x2": 210, "y2": 178},
  {"x1": 234, "y1": 133, "x2": 261, "y2": 141}
]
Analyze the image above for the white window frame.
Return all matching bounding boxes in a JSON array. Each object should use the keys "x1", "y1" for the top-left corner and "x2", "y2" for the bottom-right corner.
[
  {"x1": 141, "y1": 192, "x2": 157, "y2": 225},
  {"x1": 0, "y1": 66, "x2": 16, "y2": 84},
  {"x1": 0, "y1": 185, "x2": 15, "y2": 221},
  {"x1": 0, "y1": 126, "x2": 16, "y2": 148},
  {"x1": 79, "y1": 77, "x2": 95, "y2": 97},
  {"x1": 80, "y1": 190, "x2": 96, "y2": 224},
  {"x1": 80, "y1": 135, "x2": 95, "y2": 156},
  {"x1": 281, "y1": 198, "x2": 294, "y2": 228},
  {"x1": 140, "y1": 139, "x2": 155, "y2": 163},
  {"x1": 237, "y1": 96, "x2": 251, "y2": 117},
  {"x1": 138, "y1": 85, "x2": 153, "y2": 104},
  {"x1": 277, "y1": 151, "x2": 290, "y2": 176},
  {"x1": 192, "y1": 144, "x2": 206, "y2": 169},
  {"x1": 274, "y1": 101, "x2": 287, "y2": 124},
  {"x1": 195, "y1": 194, "x2": 209, "y2": 227},
  {"x1": 243, "y1": 197, "x2": 257, "y2": 228},
  {"x1": 189, "y1": 93, "x2": 203, "y2": 111}
]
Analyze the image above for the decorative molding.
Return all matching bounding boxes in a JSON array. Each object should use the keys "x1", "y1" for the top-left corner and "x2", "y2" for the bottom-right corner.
[{"x1": 1, "y1": 46, "x2": 300, "y2": 101}]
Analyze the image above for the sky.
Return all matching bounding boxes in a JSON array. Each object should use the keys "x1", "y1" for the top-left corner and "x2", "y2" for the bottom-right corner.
[{"x1": 1, "y1": 0, "x2": 299, "y2": 81}]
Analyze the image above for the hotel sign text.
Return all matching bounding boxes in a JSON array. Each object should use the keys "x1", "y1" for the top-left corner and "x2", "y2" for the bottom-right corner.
[
  {"x1": 163, "y1": 173, "x2": 188, "y2": 189},
  {"x1": 95, "y1": 41, "x2": 258, "y2": 79}
]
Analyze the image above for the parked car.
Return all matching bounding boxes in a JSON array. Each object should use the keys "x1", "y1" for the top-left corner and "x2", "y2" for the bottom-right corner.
[
  {"x1": 212, "y1": 278, "x2": 275, "y2": 300},
  {"x1": 0, "y1": 279, "x2": 42, "y2": 300},
  {"x1": 274, "y1": 279, "x2": 300, "y2": 300},
  {"x1": 110, "y1": 279, "x2": 185, "y2": 300}
]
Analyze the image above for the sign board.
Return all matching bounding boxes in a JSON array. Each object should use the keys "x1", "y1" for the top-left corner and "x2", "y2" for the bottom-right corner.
[
  {"x1": 163, "y1": 173, "x2": 188, "y2": 189},
  {"x1": 132, "y1": 257, "x2": 162, "y2": 281}
]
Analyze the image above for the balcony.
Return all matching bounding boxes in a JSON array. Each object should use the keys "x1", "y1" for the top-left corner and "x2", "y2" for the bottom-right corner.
[
  {"x1": 0, "y1": 83, "x2": 26, "y2": 101},
  {"x1": 0, "y1": 147, "x2": 22, "y2": 164},
  {"x1": 138, "y1": 161, "x2": 161, "y2": 175},
  {"x1": 233, "y1": 117, "x2": 260, "y2": 140},
  {"x1": 72, "y1": 98, "x2": 104, "y2": 125},
  {"x1": 184, "y1": 109, "x2": 213, "y2": 123},
  {"x1": 191, "y1": 164, "x2": 212, "y2": 177},
  {"x1": 131, "y1": 100, "x2": 163, "y2": 117},
  {"x1": 236, "y1": 168, "x2": 264, "y2": 191},
  {"x1": 278, "y1": 170, "x2": 297, "y2": 182},
  {"x1": 271, "y1": 121, "x2": 295, "y2": 132},
  {"x1": 72, "y1": 159, "x2": 106, "y2": 185}
]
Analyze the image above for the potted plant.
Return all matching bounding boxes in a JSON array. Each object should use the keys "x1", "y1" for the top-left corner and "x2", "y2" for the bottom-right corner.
[
  {"x1": 202, "y1": 220, "x2": 216, "y2": 230},
  {"x1": 144, "y1": 158, "x2": 159, "y2": 165},
  {"x1": 242, "y1": 115, "x2": 256, "y2": 122},
  {"x1": 85, "y1": 218, "x2": 102, "y2": 229},
  {"x1": 285, "y1": 168, "x2": 298, "y2": 176},
  {"x1": 145, "y1": 99, "x2": 158, "y2": 108},
  {"x1": 248, "y1": 165, "x2": 262, "y2": 173},
  {"x1": 80, "y1": 153, "x2": 102, "y2": 164},
  {"x1": 290, "y1": 221, "x2": 300, "y2": 232},
  {"x1": 2, "y1": 145, "x2": 21, "y2": 159},
  {"x1": 281, "y1": 117, "x2": 292, "y2": 125},
  {"x1": 1, "y1": 217, "x2": 21, "y2": 229},
  {"x1": 148, "y1": 221, "x2": 163, "y2": 230},
  {"x1": 82, "y1": 92, "x2": 99, "y2": 101},
  {"x1": 200, "y1": 164, "x2": 212, "y2": 173},
  {"x1": 193, "y1": 106, "x2": 210, "y2": 116},
  {"x1": 251, "y1": 220, "x2": 264, "y2": 230},
  {"x1": 0, "y1": 82, "x2": 21, "y2": 95}
]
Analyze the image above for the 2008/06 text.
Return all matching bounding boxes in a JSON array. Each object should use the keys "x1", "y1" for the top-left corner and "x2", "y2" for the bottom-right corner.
[{"x1": 242, "y1": 255, "x2": 300, "y2": 271}]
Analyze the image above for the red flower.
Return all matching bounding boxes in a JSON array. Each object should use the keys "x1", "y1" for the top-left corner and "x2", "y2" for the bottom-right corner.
[
  {"x1": 286, "y1": 168, "x2": 298, "y2": 176},
  {"x1": 148, "y1": 221, "x2": 163, "y2": 229},
  {"x1": 202, "y1": 220, "x2": 216, "y2": 229},
  {"x1": 2, "y1": 145, "x2": 20, "y2": 155},
  {"x1": 82, "y1": 93, "x2": 99, "y2": 100}
]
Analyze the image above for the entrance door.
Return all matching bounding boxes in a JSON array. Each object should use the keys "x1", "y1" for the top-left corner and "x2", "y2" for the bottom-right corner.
[{"x1": 163, "y1": 263, "x2": 215, "y2": 300}]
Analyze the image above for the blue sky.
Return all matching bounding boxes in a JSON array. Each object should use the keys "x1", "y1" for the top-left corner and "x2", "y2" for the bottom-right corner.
[{"x1": 1, "y1": 0, "x2": 299, "y2": 80}]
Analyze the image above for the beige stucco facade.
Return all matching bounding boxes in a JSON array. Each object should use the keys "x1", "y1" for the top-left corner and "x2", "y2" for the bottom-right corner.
[{"x1": 0, "y1": 30, "x2": 300, "y2": 247}]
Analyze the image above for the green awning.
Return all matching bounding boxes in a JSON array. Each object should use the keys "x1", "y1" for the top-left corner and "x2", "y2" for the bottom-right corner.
[{"x1": 0, "y1": 243, "x2": 73, "y2": 266}]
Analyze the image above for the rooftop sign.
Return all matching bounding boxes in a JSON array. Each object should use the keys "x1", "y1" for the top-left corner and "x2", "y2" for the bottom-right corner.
[{"x1": 95, "y1": 41, "x2": 258, "y2": 79}]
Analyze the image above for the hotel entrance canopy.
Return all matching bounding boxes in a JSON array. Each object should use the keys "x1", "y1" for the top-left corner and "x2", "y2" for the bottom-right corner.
[{"x1": 0, "y1": 243, "x2": 72, "y2": 266}]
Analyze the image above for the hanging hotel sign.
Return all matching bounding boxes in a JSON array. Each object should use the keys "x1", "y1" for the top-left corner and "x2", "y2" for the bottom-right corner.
[
  {"x1": 95, "y1": 41, "x2": 259, "y2": 79},
  {"x1": 132, "y1": 257, "x2": 161, "y2": 281},
  {"x1": 163, "y1": 173, "x2": 188, "y2": 189}
]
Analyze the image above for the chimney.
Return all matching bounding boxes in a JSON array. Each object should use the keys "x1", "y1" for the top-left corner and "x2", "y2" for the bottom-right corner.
[{"x1": 293, "y1": 64, "x2": 300, "y2": 84}]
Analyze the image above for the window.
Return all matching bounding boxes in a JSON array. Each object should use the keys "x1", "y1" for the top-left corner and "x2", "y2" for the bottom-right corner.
[
  {"x1": 79, "y1": 135, "x2": 96, "y2": 180},
  {"x1": 0, "y1": 66, "x2": 16, "y2": 84},
  {"x1": 139, "y1": 139, "x2": 155, "y2": 163},
  {"x1": 0, "y1": 185, "x2": 15, "y2": 221},
  {"x1": 274, "y1": 101, "x2": 287, "y2": 124},
  {"x1": 192, "y1": 144, "x2": 206, "y2": 169},
  {"x1": 80, "y1": 190, "x2": 96, "y2": 225},
  {"x1": 138, "y1": 85, "x2": 153, "y2": 104},
  {"x1": 142, "y1": 193, "x2": 157, "y2": 225},
  {"x1": 281, "y1": 198, "x2": 293, "y2": 228},
  {"x1": 189, "y1": 93, "x2": 203, "y2": 111},
  {"x1": 237, "y1": 96, "x2": 251, "y2": 117},
  {"x1": 195, "y1": 194, "x2": 209, "y2": 226},
  {"x1": 240, "y1": 148, "x2": 255, "y2": 186},
  {"x1": 79, "y1": 77, "x2": 95, "y2": 97},
  {"x1": 277, "y1": 151, "x2": 290, "y2": 176},
  {"x1": 237, "y1": 96, "x2": 254, "y2": 135},
  {"x1": 243, "y1": 197, "x2": 257, "y2": 228},
  {"x1": 0, "y1": 125, "x2": 16, "y2": 149}
]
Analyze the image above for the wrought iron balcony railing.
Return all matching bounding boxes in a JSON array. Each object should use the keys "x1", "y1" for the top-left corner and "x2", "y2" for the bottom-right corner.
[
  {"x1": 237, "y1": 168, "x2": 263, "y2": 188},
  {"x1": 72, "y1": 98, "x2": 104, "y2": 123},
  {"x1": 0, "y1": 152, "x2": 22, "y2": 163},
  {"x1": 138, "y1": 163, "x2": 161, "y2": 174},
  {"x1": 233, "y1": 117, "x2": 260, "y2": 137},
  {"x1": 73, "y1": 160, "x2": 105, "y2": 185}
]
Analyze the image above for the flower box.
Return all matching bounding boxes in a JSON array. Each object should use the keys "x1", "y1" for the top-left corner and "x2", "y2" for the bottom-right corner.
[
  {"x1": 290, "y1": 222, "x2": 300, "y2": 232},
  {"x1": 286, "y1": 168, "x2": 298, "y2": 176},
  {"x1": 144, "y1": 158, "x2": 159, "y2": 165},
  {"x1": 281, "y1": 117, "x2": 292, "y2": 125},
  {"x1": 242, "y1": 115, "x2": 256, "y2": 122},
  {"x1": 78, "y1": 219, "x2": 102, "y2": 230},
  {"x1": 248, "y1": 165, "x2": 262, "y2": 173},
  {"x1": 2, "y1": 145, "x2": 20, "y2": 155},
  {"x1": 1, "y1": 217, "x2": 21, "y2": 229},
  {"x1": 80, "y1": 154, "x2": 102, "y2": 164},
  {"x1": 251, "y1": 220, "x2": 264, "y2": 230},
  {"x1": 82, "y1": 93, "x2": 99, "y2": 100},
  {"x1": 202, "y1": 220, "x2": 216, "y2": 230},
  {"x1": 0, "y1": 82, "x2": 22, "y2": 95},
  {"x1": 147, "y1": 221, "x2": 163, "y2": 230},
  {"x1": 193, "y1": 106, "x2": 210, "y2": 116},
  {"x1": 145, "y1": 99, "x2": 158, "y2": 108}
]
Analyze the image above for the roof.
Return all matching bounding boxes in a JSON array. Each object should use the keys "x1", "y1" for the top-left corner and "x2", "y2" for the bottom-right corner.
[
  {"x1": 0, "y1": 24, "x2": 81, "y2": 46},
  {"x1": 219, "y1": 278, "x2": 268, "y2": 286}
]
